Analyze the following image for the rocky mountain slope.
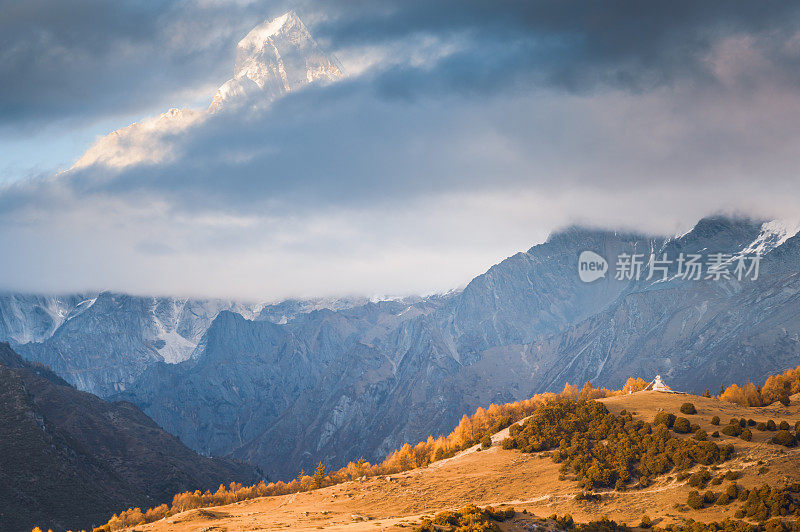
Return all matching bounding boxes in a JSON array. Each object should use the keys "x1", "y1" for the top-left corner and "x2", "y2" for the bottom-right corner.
[
  {"x1": 528, "y1": 217, "x2": 800, "y2": 393},
  {"x1": 0, "y1": 343, "x2": 258, "y2": 532},
  {"x1": 0, "y1": 293, "x2": 90, "y2": 345},
  {"x1": 0, "y1": 293, "x2": 373, "y2": 398},
  {"x1": 6, "y1": 293, "x2": 263, "y2": 397}
]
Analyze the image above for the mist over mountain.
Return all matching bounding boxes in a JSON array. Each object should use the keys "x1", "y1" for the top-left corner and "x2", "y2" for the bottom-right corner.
[{"x1": 5, "y1": 8, "x2": 800, "y2": 300}]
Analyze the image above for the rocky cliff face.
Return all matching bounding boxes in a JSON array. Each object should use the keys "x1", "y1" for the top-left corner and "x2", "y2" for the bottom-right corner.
[
  {"x1": 0, "y1": 293, "x2": 90, "y2": 344},
  {"x1": 446, "y1": 228, "x2": 661, "y2": 360},
  {"x1": 5, "y1": 293, "x2": 263, "y2": 397}
]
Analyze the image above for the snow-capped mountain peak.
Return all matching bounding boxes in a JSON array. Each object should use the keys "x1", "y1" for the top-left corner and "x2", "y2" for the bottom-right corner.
[
  {"x1": 72, "y1": 11, "x2": 342, "y2": 170},
  {"x1": 209, "y1": 11, "x2": 343, "y2": 112},
  {"x1": 237, "y1": 11, "x2": 296, "y2": 52}
]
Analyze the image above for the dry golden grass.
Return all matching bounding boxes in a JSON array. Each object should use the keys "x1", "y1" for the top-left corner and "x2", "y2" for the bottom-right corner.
[{"x1": 120, "y1": 391, "x2": 800, "y2": 531}]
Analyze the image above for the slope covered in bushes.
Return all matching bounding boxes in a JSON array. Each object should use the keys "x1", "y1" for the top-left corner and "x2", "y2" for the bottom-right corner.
[{"x1": 500, "y1": 400, "x2": 733, "y2": 490}]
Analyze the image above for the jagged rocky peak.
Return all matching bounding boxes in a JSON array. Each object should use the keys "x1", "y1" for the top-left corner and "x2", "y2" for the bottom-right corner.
[{"x1": 210, "y1": 11, "x2": 344, "y2": 111}]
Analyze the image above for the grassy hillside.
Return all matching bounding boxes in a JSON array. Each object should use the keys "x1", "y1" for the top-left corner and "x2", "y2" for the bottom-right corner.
[{"x1": 93, "y1": 387, "x2": 800, "y2": 532}]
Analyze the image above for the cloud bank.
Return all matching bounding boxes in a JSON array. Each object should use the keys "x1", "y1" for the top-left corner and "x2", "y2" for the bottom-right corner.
[{"x1": 2, "y1": 1, "x2": 800, "y2": 299}]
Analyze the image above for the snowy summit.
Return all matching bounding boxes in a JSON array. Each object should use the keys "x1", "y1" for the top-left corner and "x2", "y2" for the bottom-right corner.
[
  {"x1": 73, "y1": 11, "x2": 343, "y2": 170},
  {"x1": 210, "y1": 11, "x2": 344, "y2": 111}
]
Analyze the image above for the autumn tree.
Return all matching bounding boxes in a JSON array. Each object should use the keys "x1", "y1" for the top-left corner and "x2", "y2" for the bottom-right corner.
[
  {"x1": 720, "y1": 383, "x2": 763, "y2": 407},
  {"x1": 560, "y1": 382, "x2": 578, "y2": 400},
  {"x1": 622, "y1": 377, "x2": 649, "y2": 394},
  {"x1": 313, "y1": 462, "x2": 326, "y2": 489}
]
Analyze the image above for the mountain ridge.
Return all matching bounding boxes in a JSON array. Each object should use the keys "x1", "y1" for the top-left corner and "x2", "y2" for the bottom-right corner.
[{"x1": 3, "y1": 215, "x2": 800, "y2": 483}]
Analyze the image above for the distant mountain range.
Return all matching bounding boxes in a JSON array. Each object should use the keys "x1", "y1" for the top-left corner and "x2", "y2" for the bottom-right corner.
[
  {"x1": 4, "y1": 215, "x2": 800, "y2": 483},
  {"x1": 0, "y1": 343, "x2": 258, "y2": 532}
]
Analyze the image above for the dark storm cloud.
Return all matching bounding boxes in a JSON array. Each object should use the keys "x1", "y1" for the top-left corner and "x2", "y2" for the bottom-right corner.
[
  {"x1": 5, "y1": 0, "x2": 800, "y2": 134},
  {"x1": 4, "y1": 0, "x2": 800, "y2": 210},
  {"x1": 0, "y1": 0, "x2": 289, "y2": 132},
  {"x1": 40, "y1": 75, "x2": 537, "y2": 215},
  {"x1": 38, "y1": 70, "x2": 800, "y2": 218},
  {"x1": 315, "y1": 0, "x2": 800, "y2": 93},
  {"x1": 2, "y1": 1, "x2": 800, "y2": 297}
]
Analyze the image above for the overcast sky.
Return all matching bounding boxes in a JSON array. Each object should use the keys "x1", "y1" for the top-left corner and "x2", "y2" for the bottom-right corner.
[{"x1": 2, "y1": 0, "x2": 800, "y2": 299}]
